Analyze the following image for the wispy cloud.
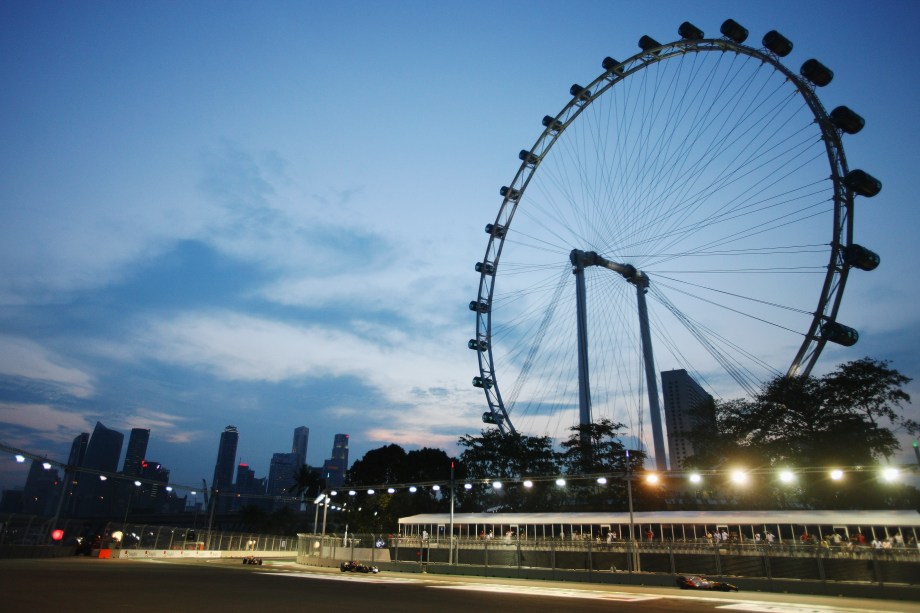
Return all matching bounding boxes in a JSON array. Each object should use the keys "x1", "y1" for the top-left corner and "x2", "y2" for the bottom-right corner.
[
  {"x1": 0, "y1": 401, "x2": 95, "y2": 441},
  {"x1": 0, "y1": 335, "x2": 95, "y2": 398},
  {"x1": 108, "y1": 408, "x2": 201, "y2": 444}
]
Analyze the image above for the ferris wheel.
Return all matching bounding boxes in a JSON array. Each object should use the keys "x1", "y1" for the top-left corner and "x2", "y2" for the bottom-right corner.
[{"x1": 469, "y1": 19, "x2": 881, "y2": 467}]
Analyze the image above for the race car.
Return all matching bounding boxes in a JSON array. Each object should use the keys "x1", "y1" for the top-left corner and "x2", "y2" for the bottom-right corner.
[
  {"x1": 340, "y1": 560, "x2": 379, "y2": 574},
  {"x1": 676, "y1": 575, "x2": 738, "y2": 591},
  {"x1": 242, "y1": 556, "x2": 263, "y2": 565}
]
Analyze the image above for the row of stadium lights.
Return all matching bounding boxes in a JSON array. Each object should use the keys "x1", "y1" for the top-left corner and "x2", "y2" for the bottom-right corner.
[
  {"x1": 317, "y1": 466, "x2": 908, "y2": 503},
  {"x1": 7, "y1": 448, "x2": 911, "y2": 502}
]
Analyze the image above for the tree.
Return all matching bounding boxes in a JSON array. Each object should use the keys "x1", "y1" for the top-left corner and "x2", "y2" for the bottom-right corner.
[
  {"x1": 290, "y1": 464, "x2": 324, "y2": 511},
  {"x1": 822, "y1": 357, "x2": 917, "y2": 438},
  {"x1": 458, "y1": 429, "x2": 560, "y2": 511},
  {"x1": 684, "y1": 357, "x2": 917, "y2": 509},
  {"x1": 344, "y1": 445, "x2": 458, "y2": 533},
  {"x1": 559, "y1": 418, "x2": 647, "y2": 511},
  {"x1": 559, "y1": 418, "x2": 631, "y2": 474},
  {"x1": 239, "y1": 504, "x2": 268, "y2": 532},
  {"x1": 347, "y1": 444, "x2": 407, "y2": 485}
]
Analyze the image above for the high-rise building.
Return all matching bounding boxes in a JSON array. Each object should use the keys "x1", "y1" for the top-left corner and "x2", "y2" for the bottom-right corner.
[
  {"x1": 63, "y1": 432, "x2": 89, "y2": 516},
  {"x1": 321, "y1": 434, "x2": 349, "y2": 488},
  {"x1": 135, "y1": 460, "x2": 171, "y2": 512},
  {"x1": 291, "y1": 426, "x2": 309, "y2": 466},
  {"x1": 68, "y1": 433, "x2": 90, "y2": 467},
  {"x1": 74, "y1": 421, "x2": 124, "y2": 516},
  {"x1": 84, "y1": 421, "x2": 124, "y2": 472},
  {"x1": 22, "y1": 459, "x2": 60, "y2": 516},
  {"x1": 661, "y1": 369, "x2": 715, "y2": 470},
  {"x1": 211, "y1": 425, "x2": 239, "y2": 497},
  {"x1": 267, "y1": 452, "x2": 300, "y2": 497},
  {"x1": 232, "y1": 463, "x2": 267, "y2": 511},
  {"x1": 122, "y1": 428, "x2": 150, "y2": 476}
]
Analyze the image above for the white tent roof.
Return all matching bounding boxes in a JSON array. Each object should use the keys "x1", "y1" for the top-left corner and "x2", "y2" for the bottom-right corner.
[{"x1": 398, "y1": 509, "x2": 920, "y2": 527}]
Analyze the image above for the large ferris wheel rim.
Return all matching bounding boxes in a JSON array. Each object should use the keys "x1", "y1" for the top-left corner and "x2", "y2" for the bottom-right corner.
[{"x1": 475, "y1": 33, "x2": 853, "y2": 432}]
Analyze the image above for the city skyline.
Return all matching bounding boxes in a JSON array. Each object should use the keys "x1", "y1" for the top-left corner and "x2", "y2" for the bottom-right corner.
[
  {"x1": 3, "y1": 422, "x2": 341, "y2": 503},
  {"x1": 2, "y1": 1, "x2": 919, "y2": 492}
]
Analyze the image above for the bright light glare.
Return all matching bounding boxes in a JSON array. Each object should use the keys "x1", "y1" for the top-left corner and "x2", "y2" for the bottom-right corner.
[
  {"x1": 689, "y1": 473, "x2": 702, "y2": 484},
  {"x1": 492, "y1": 481, "x2": 502, "y2": 490},
  {"x1": 432, "y1": 485, "x2": 441, "y2": 491},
  {"x1": 830, "y1": 469, "x2": 844, "y2": 481},
  {"x1": 367, "y1": 489, "x2": 375, "y2": 495},
  {"x1": 42, "y1": 462, "x2": 52, "y2": 470},
  {"x1": 596, "y1": 477, "x2": 607, "y2": 485},
  {"x1": 409, "y1": 486, "x2": 417, "y2": 493},
  {"x1": 645, "y1": 473, "x2": 659, "y2": 485},
  {"x1": 14, "y1": 455, "x2": 25, "y2": 463},
  {"x1": 522, "y1": 480, "x2": 533, "y2": 488},
  {"x1": 134, "y1": 480, "x2": 142, "y2": 487},
  {"x1": 881, "y1": 467, "x2": 899, "y2": 482},
  {"x1": 387, "y1": 487, "x2": 396, "y2": 494},
  {"x1": 555, "y1": 478, "x2": 566, "y2": 487},
  {"x1": 165, "y1": 486, "x2": 173, "y2": 492},
  {"x1": 348, "y1": 490, "x2": 356, "y2": 496},
  {"x1": 779, "y1": 470, "x2": 796, "y2": 484},
  {"x1": 730, "y1": 470, "x2": 748, "y2": 485},
  {"x1": 464, "y1": 483, "x2": 473, "y2": 490},
  {"x1": 99, "y1": 475, "x2": 107, "y2": 481}
]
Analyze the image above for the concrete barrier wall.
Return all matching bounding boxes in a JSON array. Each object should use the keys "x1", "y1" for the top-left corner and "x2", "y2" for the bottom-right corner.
[{"x1": 101, "y1": 548, "x2": 295, "y2": 560}]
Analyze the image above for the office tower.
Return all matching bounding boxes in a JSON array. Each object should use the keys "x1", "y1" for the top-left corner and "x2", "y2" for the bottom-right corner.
[
  {"x1": 321, "y1": 434, "x2": 349, "y2": 488},
  {"x1": 122, "y1": 428, "x2": 150, "y2": 476},
  {"x1": 232, "y1": 463, "x2": 267, "y2": 511},
  {"x1": 63, "y1": 432, "x2": 89, "y2": 515},
  {"x1": 135, "y1": 460, "x2": 170, "y2": 512},
  {"x1": 22, "y1": 459, "x2": 60, "y2": 516},
  {"x1": 267, "y1": 452, "x2": 299, "y2": 497},
  {"x1": 235, "y1": 463, "x2": 256, "y2": 493},
  {"x1": 292, "y1": 426, "x2": 309, "y2": 466},
  {"x1": 85, "y1": 421, "x2": 124, "y2": 472},
  {"x1": 68, "y1": 432, "x2": 90, "y2": 467},
  {"x1": 74, "y1": 421, "x2": 124, "y2": 516},
  {"x1": 211, "y1": 425, "x2": 239, "y2": 496},
  {"x1": 661, "y1": 369, "x2": 715, "y2": 470}
]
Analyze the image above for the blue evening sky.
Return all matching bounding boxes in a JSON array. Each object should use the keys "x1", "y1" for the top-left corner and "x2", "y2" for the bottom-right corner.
[{"x1": 2, "y1": 0, "x2": 919, "y2": 492}]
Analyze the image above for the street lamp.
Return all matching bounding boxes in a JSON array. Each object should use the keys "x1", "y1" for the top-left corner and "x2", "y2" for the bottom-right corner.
[
  {"x1": 881, "y1": 467, "x2": 899, "y2": 482},
  {"x1": 321, "y1": 496, "x2": 331, "y2": 537},
  {"x1": 625, "y1": 450, "x2": 639, "y2": 572},
  {"x1": 121, "y1": 480, "x2": 142, "y2": 545},
  {"x1": 312, "y1": 493, "x2": 327, "y2": 535}
]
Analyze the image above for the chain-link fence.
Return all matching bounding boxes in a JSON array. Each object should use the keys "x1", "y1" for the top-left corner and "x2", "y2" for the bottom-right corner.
[
  {"x1": 297, "y1": 532, "x2": 920, "y2": 586},
  {"x1": 0, "y1": 513, "x2": 298, "y2": 558},
  {"x1": 100, "y1": 521, "x2": 298, "y2": 553}
]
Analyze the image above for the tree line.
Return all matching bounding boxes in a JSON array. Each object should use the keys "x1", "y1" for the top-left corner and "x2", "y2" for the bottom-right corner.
[{"x1": 258, "y1": 356, "x2": 917, "y2": 534}]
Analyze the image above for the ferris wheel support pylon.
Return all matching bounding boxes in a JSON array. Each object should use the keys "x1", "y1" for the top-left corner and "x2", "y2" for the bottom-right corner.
[{"x1": 571, "y1": 249, "x2": 668, "y2": 470}]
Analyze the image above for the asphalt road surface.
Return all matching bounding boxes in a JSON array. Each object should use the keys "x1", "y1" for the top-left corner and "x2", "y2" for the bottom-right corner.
[{"x1": 2, "y1": 558, "x2": 917, "y2": 613}]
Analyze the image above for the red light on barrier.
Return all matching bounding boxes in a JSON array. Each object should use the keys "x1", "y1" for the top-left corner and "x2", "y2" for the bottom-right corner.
[{"x1": 51, "y1": 529, "x2": 64, "y2": 541}]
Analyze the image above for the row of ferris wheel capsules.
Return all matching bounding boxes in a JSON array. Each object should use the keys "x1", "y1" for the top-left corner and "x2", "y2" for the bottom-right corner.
[{"x1": 468, "y1": 19, "x2": 883, "y2": 392}]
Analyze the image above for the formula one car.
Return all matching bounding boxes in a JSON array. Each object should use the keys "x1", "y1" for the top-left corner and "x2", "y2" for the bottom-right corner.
[
  {"x1": 242, "y1": 556, "x2": 263, "y2": 565},
  {"x1": 676, "y1": 575, "x2": 738, "y2": 591},
  {"x1": 340, "y1": 560, "x2": 379, "y2": 574}
]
